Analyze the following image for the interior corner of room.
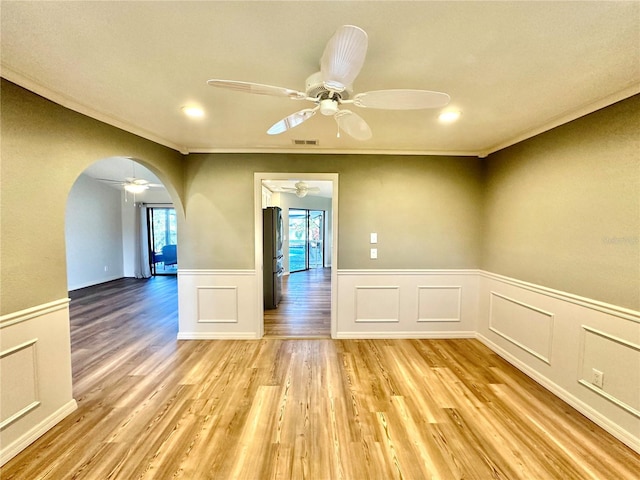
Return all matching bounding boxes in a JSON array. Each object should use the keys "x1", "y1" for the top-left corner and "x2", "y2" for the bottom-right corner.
[{"x1": 1, "y1": 1, "x2": 639, "y2": 475}]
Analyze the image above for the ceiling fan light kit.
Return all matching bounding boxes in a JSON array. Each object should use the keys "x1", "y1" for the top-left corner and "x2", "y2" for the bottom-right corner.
[
  {"x1": 124, "y1": 183, "x2": 149, "y2": 194},
  {"x1": 208, "y1": 25, "x2": 450, "y2": 141}
]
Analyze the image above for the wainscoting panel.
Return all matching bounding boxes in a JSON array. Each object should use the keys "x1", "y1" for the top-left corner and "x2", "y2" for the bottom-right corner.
[
  {"x1": 196, "y1": 286, "x2": 238, "y2": 323},
  {"x1": 417, "y1": 286, "x2": 461, "y2": 322},
  {"x1": 0, "y1": 299, "x2": 77, "y2": 466},
  {"x1": 178, "y1": 270, "x2": 259, "y2": 339},
  {"x1": 336, "y1": 270, "x2": 478, "y2": 338},
  {"x1": 355, "y1": 286, "x2": 400, "y2": 323},
  {"x1": 489, "y1": 292, "x2": 554, "y2": 364},
  {"x1": 477, "y1": 271, "x2": 640, "y2": 453},
  {"x1": 579, "y1": 326, "x2": 640, "y2": 418},
  {"x1": 0, "y1": 339, "x2": 40, "y2": 430}
]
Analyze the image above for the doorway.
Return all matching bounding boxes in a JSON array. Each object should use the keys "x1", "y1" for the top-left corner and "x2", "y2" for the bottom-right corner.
[
  {"x1": 289, "y1": 209, "x2": 325, "y2": 272},
  {"x1": 254, "y1": 173, "x2": 338, "y2": 338},
  {"x1": 148, "y1": 207, "x2": 178, "y2": 275}
]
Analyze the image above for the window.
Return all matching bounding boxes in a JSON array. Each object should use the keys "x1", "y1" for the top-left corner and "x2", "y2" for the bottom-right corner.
[{"x1": 147, "y1": 207, "x2": 177, "y2": 275}]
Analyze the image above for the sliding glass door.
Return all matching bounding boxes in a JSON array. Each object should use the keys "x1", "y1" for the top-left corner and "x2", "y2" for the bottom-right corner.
[
  {"x1": 288, "y1": 209, "x2": 324, "y2": 273},
  {"x1": 147, "y1": 207, "x2": 177, "y2": 275}
]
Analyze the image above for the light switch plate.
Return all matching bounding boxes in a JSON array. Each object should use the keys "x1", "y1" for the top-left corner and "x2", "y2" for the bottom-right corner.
[
  {"x1": 370, "y1": 233, "x2": 378, "y2": 244},
  {"x1": 370, "y1": 248, "x2": 378, "y2": 259}
]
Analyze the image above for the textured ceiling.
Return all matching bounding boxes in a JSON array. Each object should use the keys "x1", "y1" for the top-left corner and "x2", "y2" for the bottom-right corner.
[{"x1": 2, "y1": 1, "x2": 638, "y2": 157}]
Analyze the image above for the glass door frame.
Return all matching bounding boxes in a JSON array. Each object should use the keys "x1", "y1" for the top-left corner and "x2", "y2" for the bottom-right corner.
[
  {"x1": 288, "y1": 208, "x2": 325, "y2": 273},
  {"x1": 147, "y1": 206, "x2": 178, "y2": 276}
]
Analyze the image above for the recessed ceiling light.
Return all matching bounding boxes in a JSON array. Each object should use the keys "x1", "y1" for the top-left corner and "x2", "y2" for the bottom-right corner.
[
  {"x1": 182, "y1": 106, "x2": 205, "y2": 118},
  {"x1": 439, "y1": 110, "x2": 461, "y2": 123}
]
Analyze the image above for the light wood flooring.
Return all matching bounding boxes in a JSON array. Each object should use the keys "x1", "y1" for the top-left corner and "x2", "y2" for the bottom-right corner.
[
  {"x1": 264, "y1": 268, "x2": 331, "y2": 338},
  {"x1": 2, "y1": 276, "x2": 639, "y2": 479}
]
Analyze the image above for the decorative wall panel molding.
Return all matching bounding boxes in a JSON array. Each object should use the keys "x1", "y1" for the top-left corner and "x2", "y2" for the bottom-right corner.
[
  {"x1": 178, "y1": 270, "x2": 259, "y2": 339},
  {"x1": 480, "y1": 271, "x2": 639, "y2": 323},
  {"x1": 196, "y1": 286, "x2": 238, "y2": 323},
  {"x1": 0, "y1": 298, "x2": 69, "y2": 329},
  {"x1": 477, "y1": 271, "x2": 640, "y2": 453},
  {"x1": 0, "y1": 339, "x2": 40, "y2": 430},
  {"x1": 0, "y1": 298, "x2": 76, "y2": 467},
  {"x1": 355, "y1": 286, "x2": 400, "y2": 323},
  {"x1": 578, "y1": 325, "x2": 640, "y2": 418},
  {"x1": 489, "y1": 291, "x2": 554, "y2": 364},
  {"x1": 417, "y1": 286, "x2": 461, "y2": 322},
  {"x1": 336, "y1": 270, "x2": 478, "y2": 338}
]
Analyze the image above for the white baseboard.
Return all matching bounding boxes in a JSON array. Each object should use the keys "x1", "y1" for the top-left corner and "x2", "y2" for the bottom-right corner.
[
  {"x1": 336, "y1": 330, "x2": 476, "y2": 339},
  {"x1": 476, "y1": 333, "x2": 640, "y2": 453},
  {"x1": 177, "y1": 332, "x2": 260, "y2": 340},
  {"x1": 0, "y1": 399, "x2": 77, "y2": 467},
  {"x1": 68, "y1": 275, "x2": 124, "y2": 292}
]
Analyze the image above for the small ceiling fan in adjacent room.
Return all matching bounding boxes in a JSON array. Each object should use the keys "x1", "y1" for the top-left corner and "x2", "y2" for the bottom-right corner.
[
  {"x1": 279, "y1": 181, "x2": 320, "y2": 198},
  {"x1": 207, "y1": 25, "x2": 450, "y2": 140},
  {"x1": 96, "y1": 176, "x2": 163, "y2": 194}
]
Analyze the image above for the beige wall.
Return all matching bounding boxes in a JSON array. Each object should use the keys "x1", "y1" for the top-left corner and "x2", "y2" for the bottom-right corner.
[
  {"x1": 482, "y1": 95, "x2": 640, "y2": 310},
  {"x1": 181, "y1": 153, "x2": 483, "y2": 270},
  {"x1": 2, "y1": 78, "x2": 637, "y2": 313},
  {"x1": 0, "y1": 80, "x2": 185, "y2": 314}
]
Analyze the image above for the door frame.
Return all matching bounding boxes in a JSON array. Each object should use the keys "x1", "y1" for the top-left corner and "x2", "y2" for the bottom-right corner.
[
  {"x1": 254, "y1": 172, "x2": 339, "y2": 338},
  {"x1": 288, "y1": 208, "x2": 326, "y2": 272}
]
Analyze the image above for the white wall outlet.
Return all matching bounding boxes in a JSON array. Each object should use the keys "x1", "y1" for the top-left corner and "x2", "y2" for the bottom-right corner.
[
  {"x1": 370, "y1": 233, "x2": 378, "y2": 244},
  {"x1": 592, "y1": 368, "x2": 604, "y2": 388},
  {"x1": 104, "y1": 266, "x2": 109, "y2": 272},
  {"x1": 370, "y1": 248, "x2": 378, "y2": 259}
]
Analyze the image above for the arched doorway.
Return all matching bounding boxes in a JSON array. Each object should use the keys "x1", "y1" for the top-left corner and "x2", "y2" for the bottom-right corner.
[{"x1": 64, "y1": 156, "x2": 180, "y2": 395}]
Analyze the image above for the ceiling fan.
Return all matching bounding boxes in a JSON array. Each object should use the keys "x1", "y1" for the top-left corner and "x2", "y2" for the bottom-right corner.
[
  {"x1": 280, "y1": 181, "x2": 320, "y2": 198},
  {"x1": 96, "y1": 177, "x2": 163, "y2": 194},
  {"x1": 207, "y1": 25, "x2": 450, "y2": 140}
]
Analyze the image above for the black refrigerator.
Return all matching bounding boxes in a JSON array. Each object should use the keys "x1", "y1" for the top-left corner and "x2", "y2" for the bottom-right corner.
[{"x1": 263, "y1": 206, "x2": 284, "y2": 309}]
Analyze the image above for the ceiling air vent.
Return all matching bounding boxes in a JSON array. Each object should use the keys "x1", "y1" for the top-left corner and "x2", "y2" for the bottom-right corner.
[{"x1": 292, "y1": 139, "x2": 319, "y2": 146}]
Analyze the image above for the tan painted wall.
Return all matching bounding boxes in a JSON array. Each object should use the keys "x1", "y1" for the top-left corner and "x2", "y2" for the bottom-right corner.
[
  {"x1": 3, "y1": 77, "x2": 636, "y2": 314},
  {"x1": 0, "y1": 80, "x2": 185, "y2": 314},
  {"x1": 181, "y1": 153, "x2": 483, "y2": 270},
  {"x1": 482, "y1": 95, "x2": 640, "y2": 310}
]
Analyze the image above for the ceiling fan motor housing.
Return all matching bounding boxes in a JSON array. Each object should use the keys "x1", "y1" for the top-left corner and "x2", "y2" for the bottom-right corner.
[{"x1": 305, "y1": 71, "x2": 352, "y2": 101}]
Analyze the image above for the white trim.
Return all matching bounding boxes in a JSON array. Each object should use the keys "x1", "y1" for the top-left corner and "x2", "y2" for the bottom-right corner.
[
  {"x1": 480, "y1": 270, "x2": 640, "y2": 322},
  {"x1": 578, "y1": 325, "x2": 640, "y2": 418},
  {"x1": 488, "y1": 291, "x2": 554, "y2": 365},
  {"x1": 336, "y1": 331, "x2": 476, "y2": 339},
  {"x1": 7, "y1": 64, "x2": 635, "y2": 158},
  {"x1": 1, "y1": 67, "x2": 187, "y2": 154},
  {"x1": 0, "y1": 399, "x2": 77, "y2": 467},
  {"x1": 178, "y1": 269, "x2": 256, "y2": 276},
  {"x1": 196, "y1": 286, "x2": 239, "y2": 324},
  {"x1": 0, "y1": 338, "x2": 40, "y2": 430},
  {"x1": 177, "y1": 332, "x2": 260, "y2": 340},
  {"x1": 416, "y1": 285, "x2": 462, "y2": 323},
  {"x1": 0, "y1": 298, "x2": 70, "y2": 329},
  {"x1": 68, "y1": 275, "x2": 123, "y2": 292},
  {"x1": 476, "y1": 333, "x2": 640, "y2": 453},
  {"x1": 0, "y1": 402, "x2": 41, "y2": 431},
  {"x1": 254, "y1": 173, "x2": 339, "y2": 339},
  {"x1": 188, "y1": 147, "x2": 480, "y2": 156},
  {"x1": 339, "y1": 269, "x2": 480, "y2": 276},
  {"x1": 479, "y1": 84, "x2": 640, "y2": 157}
]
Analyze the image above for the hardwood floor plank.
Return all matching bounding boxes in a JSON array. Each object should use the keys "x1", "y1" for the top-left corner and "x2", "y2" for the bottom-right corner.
[
  {"x1": 2, "y1": 276, "x2": 639, "y2": 479},
  {"x1": 264, "y1": 268, "x2": 331, "y2": 338}
]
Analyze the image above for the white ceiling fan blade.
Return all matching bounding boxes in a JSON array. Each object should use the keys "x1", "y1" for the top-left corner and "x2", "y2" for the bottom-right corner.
[
  {"x1": 267, "y1": 108, "x2": 318, "y2": 135},
  {"x1": 95, "y1": 178, "x2": 123, "y2": 184},
  {"x1": 335, "y1": 110, "x2": 372, "y2": 141},
  {"x1": 207, "y1": 79, "x2": 307, "y2": 100},
  {"x1": 321, "y1": 25, "x2": 368, "y2": 92},
  {"x1": 352, "y1": 89, "x2": 450, "y2": 110}
]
